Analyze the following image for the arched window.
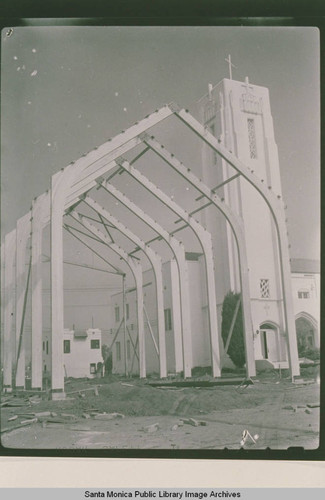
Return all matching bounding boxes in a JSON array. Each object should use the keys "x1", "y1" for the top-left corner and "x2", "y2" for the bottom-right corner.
[{"x1": 295, "y1": 316, "x2": 315, "y2": 351}]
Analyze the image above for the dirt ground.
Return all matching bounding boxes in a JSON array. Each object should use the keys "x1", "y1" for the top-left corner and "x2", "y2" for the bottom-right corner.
[{"x1": 0, "y1": 366, "x2": 320, "y2": 450}]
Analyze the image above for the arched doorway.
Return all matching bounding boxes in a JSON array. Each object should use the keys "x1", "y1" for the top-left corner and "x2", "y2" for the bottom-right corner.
[
  {"x1": 295, "y1": 314, "x2": 318, "y2": 355},
  {"x1": 259, "y1": 322, "x2": 281, "y2": 362}
]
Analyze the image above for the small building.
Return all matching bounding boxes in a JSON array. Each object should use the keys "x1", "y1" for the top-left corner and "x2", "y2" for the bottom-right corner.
[{"x1": 43, "y1": 328, "x2": 104, "y2": 379}]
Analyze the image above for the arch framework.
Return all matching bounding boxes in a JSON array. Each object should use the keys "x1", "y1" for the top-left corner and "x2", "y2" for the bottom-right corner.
[{"x1": 1, "y1": 103, "x2": 300, "y2": 396}]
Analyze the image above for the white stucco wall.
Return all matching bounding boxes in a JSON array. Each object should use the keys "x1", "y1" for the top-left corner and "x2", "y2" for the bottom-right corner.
[
  {"x1": 42, "y1": 328, "x2": 103, "y2": 379},
  {"x1": 63, "y1": 328, "x2": 103, "y2": 379}
]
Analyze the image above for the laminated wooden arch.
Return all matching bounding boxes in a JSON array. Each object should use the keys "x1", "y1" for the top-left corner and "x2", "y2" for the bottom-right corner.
[
  {"x1": 68, "y1": 211, "x2": 146, "y2": 378},
  {"x1": 49, "y1": 106, "x2": 173, "y2": 396},
  {"x1": 15, "y1": 211, "x2": 32, "y2": 389},
  {"x1": 95, "y1": 183, "x2": 192, "y2": 377},
  {"x1": 81, "y1": 196, "x2": 167, "y2": 378},
  {"x1": 169, "y1": 104, "x2": 299, "y2": 377},
  {"x1": 138, "y1": 136, "x2": 256, "y2": 377},
  {"x1": 31, "y1": 192, "x2": 50, "y2": 390},
  {"x1": 113, "y1": 159, "x2": 222, "y2": 378}
]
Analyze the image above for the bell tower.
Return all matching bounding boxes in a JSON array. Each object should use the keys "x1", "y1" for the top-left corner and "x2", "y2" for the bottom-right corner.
[{"x1": 198, "y1": 67, "x2": 292, "y2": 365}]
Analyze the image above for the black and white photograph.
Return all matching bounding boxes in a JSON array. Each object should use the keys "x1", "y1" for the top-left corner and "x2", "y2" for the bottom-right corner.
[{"x1": 0, "y1": 25, "x2": 320, "y2": 452}]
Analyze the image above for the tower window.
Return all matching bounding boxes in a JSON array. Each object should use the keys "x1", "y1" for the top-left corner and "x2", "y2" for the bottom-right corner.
[
  {"x1": 260, "y1": 279, "x2": 270, "y2": 298},
  {"x1": 298, "y1": 290, "x2": 310, "y2": 299},
  {"x1": 115, "y1": 306, "x2": 120, "y2": 323},
  {"x1": 63, "y1": 339, "x2": 71, "y2": 353},
  {"x1": 247, "y1": 118, "x2": 257, "y2": 159},
  {"x1": 164, "y1": 308, "x2": 172, "y2": 331},
  {"x1": 126, "y1": 303, "x2": 130, "y2": 320}
]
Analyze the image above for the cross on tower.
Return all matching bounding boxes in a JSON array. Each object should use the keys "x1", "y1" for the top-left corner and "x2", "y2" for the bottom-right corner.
[{"x1": 225, "y1": 54, "x2": 236, "y2": 80}]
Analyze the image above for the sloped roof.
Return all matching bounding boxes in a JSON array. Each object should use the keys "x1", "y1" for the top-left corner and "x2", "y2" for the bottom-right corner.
[{"x1": 291, "y1": 258, "x2": 320, "y2": 274}]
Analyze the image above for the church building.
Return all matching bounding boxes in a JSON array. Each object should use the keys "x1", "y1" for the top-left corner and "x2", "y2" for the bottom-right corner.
[{"x1": 109, "y1": 73, "x2": 320, "y2": 376}]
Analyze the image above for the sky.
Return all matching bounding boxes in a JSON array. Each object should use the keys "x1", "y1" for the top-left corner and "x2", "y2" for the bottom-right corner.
[{"x1": 1, "y1": 25, "x2": 320, "y2": 264}]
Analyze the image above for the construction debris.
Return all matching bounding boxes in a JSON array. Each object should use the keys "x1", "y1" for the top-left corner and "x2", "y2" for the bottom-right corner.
[
  {"x1": 29, "y1": 395, "x2": 42, "y2": 403},
  {"x1": 1, "y1": 399, "x2": 29, "y2": 408},
  {"x1": 148, "y1": 377, "x2": 246, "y2": 388},
  {"x1": 169, "y1": 418, "x2": 205, "y2": 430},
  {"x1": 236, "y1": 378, "x2": 254, "y2": 391},
  {"x1": 143, "y1": 423, "x2": 160, "y2": 433},
  {"x1": 181, "y1": 418, "x2": 199, "y2": 427},
  {"x1": 66, "y1": 385, "x2": 100, "y2": 396},
  {"x1": 61, "y1": 413, "x2": 78, "y2": 420},
  {"x1": 1, "y1": 419, "x2": 40, "y2": 434},
  {"x1": 7, "y1": 415, "x2": 18, "y2": 422},
  {"x1": 94, "y1": 412, "x2": 125, "y2": 420},
  {"x1": 16, "y1": 413, "x2": 36, "y2": 418},
  {"x1": 0, "y1": 370, "x2": 319, "y2": 450},
  {"x1": 293, "y1": 379, "x2": 315, "y2": 386},
  {"x1": 20, "y1": 418, "x2": 38, "y2": 425},
  {"x1": 240, "y1": 429, "x2": 259, "y2": 446},
  {"x1": 180, "y1": 418, "x2": 207, "y2": 427},
  {"x1": 38, "y1": 417, "x2": 66, "y2": 424},
  {"x1": 82, "y1": 409, "x2": 101, "y2": 417},
  {"x1": 38, "y1": 415, "x2": 77, "y2": 424}
]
